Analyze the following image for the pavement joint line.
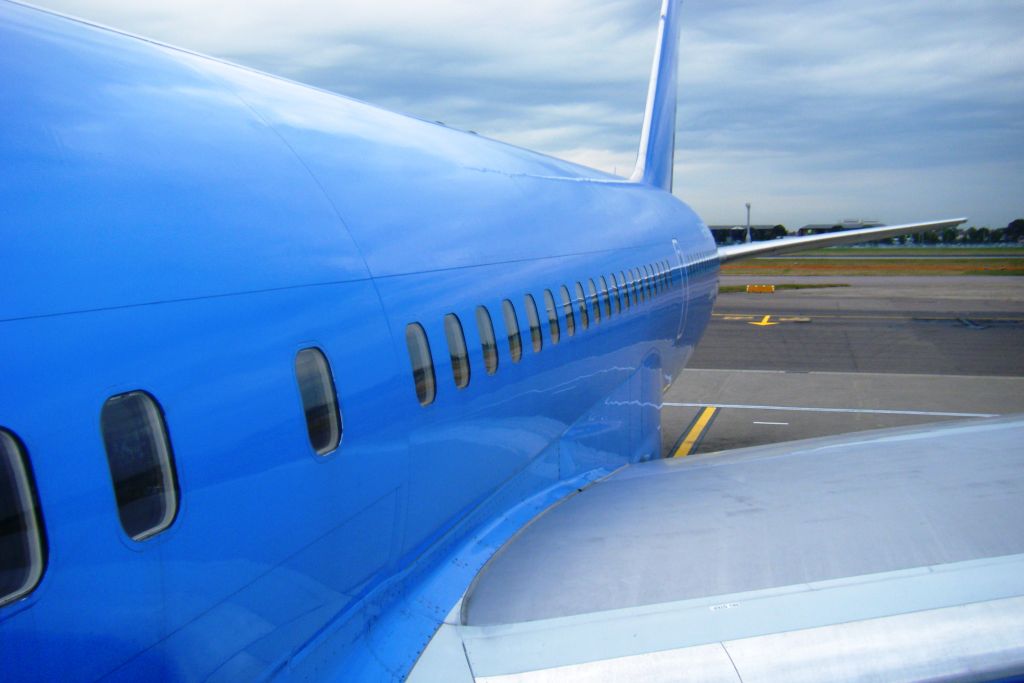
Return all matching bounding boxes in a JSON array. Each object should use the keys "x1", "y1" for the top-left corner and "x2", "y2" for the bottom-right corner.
[{"x1": 663, "y1": 402, "x2": 997, "y2": 418}]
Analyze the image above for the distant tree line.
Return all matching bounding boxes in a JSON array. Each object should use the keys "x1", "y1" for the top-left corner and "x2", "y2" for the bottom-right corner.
[
  {"x1": 872, "y1": 219, "x2": 1024, "y2": 245},
  {"x1": 710, "y1": 219, "x2": 1023, "y2": 246}
]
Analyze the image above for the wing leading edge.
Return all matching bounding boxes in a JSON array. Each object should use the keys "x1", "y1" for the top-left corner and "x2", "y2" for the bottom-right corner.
[{"x1": 717, "y1": 218, "x2": 967, "y2": 264}]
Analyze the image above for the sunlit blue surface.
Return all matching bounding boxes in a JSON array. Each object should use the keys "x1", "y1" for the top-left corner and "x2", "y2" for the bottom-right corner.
[{"x1": 0, "y1": 1, "x2": 716, "y2": 680}]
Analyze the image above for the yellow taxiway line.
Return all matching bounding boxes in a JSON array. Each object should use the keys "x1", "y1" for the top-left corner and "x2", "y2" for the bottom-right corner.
[{"x1": 671, "y1": 406, "x2": 719, "y2": 458}]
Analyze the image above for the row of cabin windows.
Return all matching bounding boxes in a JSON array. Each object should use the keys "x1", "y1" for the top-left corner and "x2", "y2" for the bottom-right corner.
[
  {"x1": 406, "y1": 259, "x2": 677, "y2": 406},
  {"x1": 1, "y1": 347, "x2": 344, "y2": 608}
]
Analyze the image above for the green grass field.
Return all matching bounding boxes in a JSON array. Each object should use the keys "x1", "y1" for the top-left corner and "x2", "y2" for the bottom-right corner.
[{"x1": 797, "y1": 246, "x2": 1024, "y2": 256}]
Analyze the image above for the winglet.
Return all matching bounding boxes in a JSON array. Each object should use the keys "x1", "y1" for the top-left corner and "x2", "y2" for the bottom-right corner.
[{"x1": 630, "y1": 0, "x2": 684, "y2": 192}]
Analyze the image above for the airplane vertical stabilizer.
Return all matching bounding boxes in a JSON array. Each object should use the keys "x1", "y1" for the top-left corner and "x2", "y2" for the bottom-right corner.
[{"x1": 630, "y1": 0, "x2": 683, "y2": 192}]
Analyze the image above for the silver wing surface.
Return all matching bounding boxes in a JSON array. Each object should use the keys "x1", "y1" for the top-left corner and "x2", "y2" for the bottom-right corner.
[
  {"x1": 717, "y1": 218, "x2": 967, "y2": 264},
  {"x1": 410, "y1": 416, "x2": 1024, "y2": 682}
]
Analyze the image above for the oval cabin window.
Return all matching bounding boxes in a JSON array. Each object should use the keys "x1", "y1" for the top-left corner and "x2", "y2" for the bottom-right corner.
[
  {"x1": 444, "y1": 313, "x2": 471, "y2": 389},
  {"x1": 502, "y1": 300, "x2": 523, "y2": 363},
  {"x1": 295, "y1": 348, "x2": 343, "y2": 454},
  {"x1": 543, "y1": 289, "x2": 560, "y2": 345},
  {"x1": 476, "y1": 306, "x2": 499, "y2": 375},
  {"x1": 575, "y1": 282, "x2": 590, "y2": 330},
  {"x1": 608, "y1": 274, "x2": 622, "y2": 313},
  {"x1": 560, "y1": 285, "x2": 576, "y2": 336},
  {"x1": 524, "y1": 294, "x2": 543, "y2": 353},
  {"x1": 598, "y1": 276, "x2": 612, "y2": 317},
  {"x1": 619, "y1": 271, "x2": 631, "y2": 309},
  {"x1": 587, "y1": 279, "x2": 601, "y2": 324},
  {"x1": 405, "y1": 323, "x2": 436, "y2": 406},
  {"x1": 0, "y1": 430, "x2": 46, "y2": 608},
  {"x1": 100, "y1": 392, "x2": 180, "y2": 541}
]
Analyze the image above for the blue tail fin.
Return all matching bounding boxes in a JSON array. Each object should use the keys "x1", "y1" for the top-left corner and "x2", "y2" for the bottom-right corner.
[{"x1": 630, "y1": 0, "x2": 683, "y2": 192}]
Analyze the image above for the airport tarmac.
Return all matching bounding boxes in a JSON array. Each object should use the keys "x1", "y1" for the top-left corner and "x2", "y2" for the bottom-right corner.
[{"x1": 661, "y1": 275, "x2": 1024, "y2": 456}]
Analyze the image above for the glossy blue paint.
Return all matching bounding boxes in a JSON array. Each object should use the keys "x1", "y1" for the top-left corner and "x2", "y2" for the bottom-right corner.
[{"x1": 0, "y1": 1, "x2": 717, "y2": 680}]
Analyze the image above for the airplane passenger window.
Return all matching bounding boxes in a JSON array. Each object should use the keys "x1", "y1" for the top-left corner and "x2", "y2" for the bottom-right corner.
[
  {"x1": 524, "y1": 295, "x2": 543, "y2": 353},
  {"x1": 444, "y1": 314, "x2": 471, "y2": 389},
  {"x1": 575, "y1": 282, "x2": 590, "y2": 329},
  {"x1": 560, "y1": 286, "x2": 576, "y2": 336},
  {"x1": 502, "y1": 299, "x2": 523, "y2": 363},
  {"x1": 405, "y1": 323, "x2": 436, "y2": 406},
  {"x1": 598, "y1": 277, "x2": 612, "y2": 318},
  {"x1": 630, "y1": 269, "x2": 643, "y2": 303},
  {"x1": 0, "y1": 430, "x2": 46, "y2": 608},
  {"x1": 543, "y1": 289, "x2": 560, "y2": 344},
  {"x1": 602, "y1": 274, "x2": 618, "y2": 313},
  {"x1": 100, "y1": 392, "x2": 180, "y2": 541},
  {"x1": 476, "y1": 306, "x2": 499, "y2": 375},
  {"x1": 587, "y1": 279, "x2": 601, "y2": 324},
  {"x1": 619, "y1": 271, "x2": 631, "y2": 309},
  {"x1": 295, "y1": 348, "x2": 343, "y2": 455}
]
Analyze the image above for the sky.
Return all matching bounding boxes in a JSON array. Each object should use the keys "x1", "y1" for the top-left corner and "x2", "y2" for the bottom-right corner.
[{"x1": 33, "y1": 0, "x2": 1024, "y2": 229}]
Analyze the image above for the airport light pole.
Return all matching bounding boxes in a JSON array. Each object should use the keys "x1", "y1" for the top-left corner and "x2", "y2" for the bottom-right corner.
[{"x1": 745, "y1": 202, "x2": 752, "y2": 243}]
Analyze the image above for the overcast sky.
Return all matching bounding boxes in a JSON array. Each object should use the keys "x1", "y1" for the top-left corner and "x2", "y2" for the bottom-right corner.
[{"x1": 35, "y1": 0, "x2": 1024, "y2": 229}]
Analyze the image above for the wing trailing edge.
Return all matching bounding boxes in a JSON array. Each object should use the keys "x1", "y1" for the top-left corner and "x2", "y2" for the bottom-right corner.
[{"x1": 716, "y1": 218, "x2": 968, "y2": 264}]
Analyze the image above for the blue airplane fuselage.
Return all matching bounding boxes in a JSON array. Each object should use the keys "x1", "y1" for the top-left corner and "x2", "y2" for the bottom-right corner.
[{"x1": 0, "y1": 2, "x2": 717, "y2": 680}]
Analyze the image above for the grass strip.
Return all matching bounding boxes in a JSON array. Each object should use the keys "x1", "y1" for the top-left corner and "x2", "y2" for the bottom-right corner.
[{"x1": 796, "y1": 247, "x2": 1024, "y2": 256}]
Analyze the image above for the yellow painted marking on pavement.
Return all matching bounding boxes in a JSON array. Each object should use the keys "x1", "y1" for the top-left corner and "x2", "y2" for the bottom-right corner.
[
  {"x1": 745, "y1": 284, "x2": 776, "y2": 293},
  {"x1": 748, "y1": 315, "x2": 778, "y2": 327},
  {"x1": 673, "y1": 406, "x2": 719, "y2": 458}
]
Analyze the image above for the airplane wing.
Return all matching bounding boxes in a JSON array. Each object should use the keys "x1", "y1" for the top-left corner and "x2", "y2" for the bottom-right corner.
[
  {"x1": 717, "y1": 218, "x2": 967, "y2": 264},
  {"x1": 409, "y1": 416, "x2": 1024, "y2": 682}
]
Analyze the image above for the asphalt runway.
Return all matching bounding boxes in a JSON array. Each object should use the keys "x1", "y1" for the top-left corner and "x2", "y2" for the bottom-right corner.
[{"x1": 661, "y1": 275, "x2": 1024, "y2": 457}]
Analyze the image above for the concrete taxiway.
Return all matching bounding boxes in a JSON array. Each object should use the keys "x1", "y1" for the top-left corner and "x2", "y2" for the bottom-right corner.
[{"x1": 662, "y1": 275, "x2": 1024, "y2": 456}]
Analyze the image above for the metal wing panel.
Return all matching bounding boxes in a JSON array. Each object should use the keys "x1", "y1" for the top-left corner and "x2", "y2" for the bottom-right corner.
[
  {"x1": 716, "y1": 218, "x2": 967, "y2": 264},
  {"x1": 410, "y1": 416, "x2": 1024, "y2": 681}
]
